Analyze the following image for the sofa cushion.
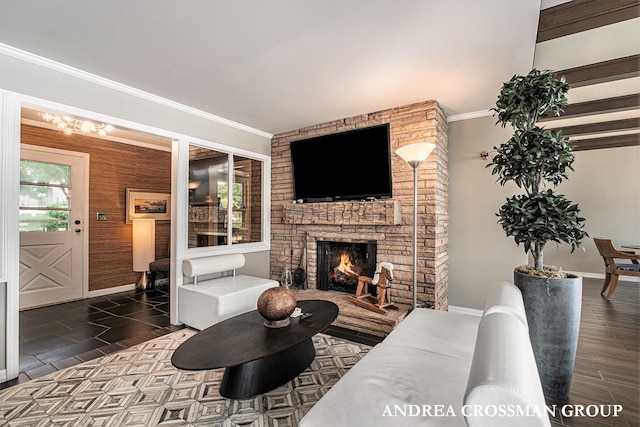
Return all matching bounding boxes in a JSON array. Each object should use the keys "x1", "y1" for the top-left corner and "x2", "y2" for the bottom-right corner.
[
  {"x1": 381, "y1": 308, "x2": 481, "y2": 361},
  {"x1": 178, "y1": 275, "x2": 278, "y2": 330},
  {"x1": 301, "y1": 344, "x2": 472, "y2": 426},
  {"x1": 463, "y1": 312, "x2": 550, "y2": 427}
]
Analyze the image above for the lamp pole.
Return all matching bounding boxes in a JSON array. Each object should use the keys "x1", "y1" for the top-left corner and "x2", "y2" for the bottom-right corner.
[
  {"x1": 411, "y1": 164, "x2": 418, "y2": 309},
  {"x1": 395, "y1": 142, "x2": 436, "y2": 310}
]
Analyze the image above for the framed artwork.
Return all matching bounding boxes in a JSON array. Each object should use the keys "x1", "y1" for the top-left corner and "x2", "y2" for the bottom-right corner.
[{"x1": 125, "y1": 188, "x2": 171, "y2": 224}]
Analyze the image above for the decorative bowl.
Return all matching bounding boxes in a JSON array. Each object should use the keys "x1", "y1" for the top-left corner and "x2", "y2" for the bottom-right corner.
[{"x1": 257, "y1": 286, "x2": 297, "y2": 328}]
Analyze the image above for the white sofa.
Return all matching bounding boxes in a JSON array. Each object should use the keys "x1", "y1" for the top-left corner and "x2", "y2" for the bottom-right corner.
[
  {"x1": 300, "y1": 281, "x2": 550, "y2": 427},
  {"x1": 178, "y1": 254, "x2": 279, "y2": 330}
]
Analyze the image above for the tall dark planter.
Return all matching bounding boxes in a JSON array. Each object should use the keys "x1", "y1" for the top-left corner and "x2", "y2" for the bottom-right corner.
[{"x1": 514, "y1": 271, "x2": 582, "y2": 400}]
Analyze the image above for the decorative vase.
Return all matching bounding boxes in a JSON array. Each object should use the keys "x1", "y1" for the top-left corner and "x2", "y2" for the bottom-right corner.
[
  {"x1": 257, "y1": 286, "x2": 297, "y2": 328},
  {"x1": 514, "y1": 270, "x2": 582, "y2": 400}
]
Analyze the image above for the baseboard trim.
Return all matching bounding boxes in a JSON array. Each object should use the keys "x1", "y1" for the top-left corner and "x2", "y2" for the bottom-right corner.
[
  {"x1": 87, "y1": 284, "x2": 136, "y2": 298},
  {"x1": 448, "y1": 305, "x2": 483, "y2": 316},
  {"x1": 566, "y1": 270, "x2": 640, "y2": 283},
  {"x1": 86, "y1": 279, "x2": 169, "y2": 299}
]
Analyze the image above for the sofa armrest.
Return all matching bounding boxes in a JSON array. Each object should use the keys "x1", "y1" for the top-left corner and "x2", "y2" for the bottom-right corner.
[
  {"x1": 464, "y1": 312, "x2": 550, "y2": 427},
  {"x1": 482, "y1": 281, "x2": 528, "y2": 328}
]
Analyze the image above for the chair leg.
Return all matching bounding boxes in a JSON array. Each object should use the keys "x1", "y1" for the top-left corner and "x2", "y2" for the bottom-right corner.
[
  {"x1": 600, "y1": 273, "x2": 611, "y2": 295},
  {"x1": 606, "y1": 274, "x2": 620, "y2": 300}
]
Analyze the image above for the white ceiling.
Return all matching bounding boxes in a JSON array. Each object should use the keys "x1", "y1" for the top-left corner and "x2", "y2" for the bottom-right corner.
[{"x1": 0, "y1": 1, "x2": 542, "y2": 136}]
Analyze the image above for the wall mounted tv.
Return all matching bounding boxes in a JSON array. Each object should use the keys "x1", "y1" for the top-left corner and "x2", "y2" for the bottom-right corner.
[{"x1": 290, "y1": 123, "x2": 392, "y2": 203}]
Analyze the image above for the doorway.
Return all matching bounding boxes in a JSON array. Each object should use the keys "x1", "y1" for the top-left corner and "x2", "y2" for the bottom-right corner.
[{"x1": 19, "y1": 145, "x2": 88, "y2": 309}]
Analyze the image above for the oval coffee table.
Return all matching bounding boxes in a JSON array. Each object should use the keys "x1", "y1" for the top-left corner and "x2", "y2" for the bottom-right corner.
[{"x1": 171, "y1": 299, "x2": 339, "y2": 399}]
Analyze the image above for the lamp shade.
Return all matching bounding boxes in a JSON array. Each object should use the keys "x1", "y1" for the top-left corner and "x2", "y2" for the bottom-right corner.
[
  {"x1": 132, "y1": 218, "x2": 155, "y2": 272},
  {"x1": 396, "y1": 142, "x2": 436, "y2": 167}
]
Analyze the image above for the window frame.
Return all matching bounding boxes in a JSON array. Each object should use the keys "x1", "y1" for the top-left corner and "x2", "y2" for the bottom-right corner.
[{"x1": 183, "y1": 139, "x2": 270, "y2": 256}]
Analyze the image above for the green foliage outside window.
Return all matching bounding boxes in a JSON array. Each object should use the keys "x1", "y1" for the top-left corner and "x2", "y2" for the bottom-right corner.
[
  {"x1": 20, "y1": 160, "x2": 71, "y2": 232},
  {"x1": 217, "y1": 182, "x2": 245, "y2": 209}
]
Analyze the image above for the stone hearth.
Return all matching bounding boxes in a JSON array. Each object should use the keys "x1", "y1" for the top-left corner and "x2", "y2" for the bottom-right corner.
[
  {"x1": 270, "y1": 100, "x2": 448, "y2": 334},
  {"x1": 294, "y1": 288, "x2": 410, "y2": 337}
]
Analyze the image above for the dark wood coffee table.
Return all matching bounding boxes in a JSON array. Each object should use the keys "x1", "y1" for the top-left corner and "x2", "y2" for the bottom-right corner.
[{"x1": 171, "y1": 299, "x2": 338, "y2": 399}]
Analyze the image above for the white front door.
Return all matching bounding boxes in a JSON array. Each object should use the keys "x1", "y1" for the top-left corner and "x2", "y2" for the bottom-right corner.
[{"x1": 19, "y1": 144, "x2": 88, "y2": 309}]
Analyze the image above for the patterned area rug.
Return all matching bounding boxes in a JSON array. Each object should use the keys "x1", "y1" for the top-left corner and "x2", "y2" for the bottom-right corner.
[{"x1": 0, "y1": 330, "x2": 371, "y2": 426}]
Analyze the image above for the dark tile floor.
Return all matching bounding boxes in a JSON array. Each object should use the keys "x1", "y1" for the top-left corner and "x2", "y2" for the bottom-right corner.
[
  {"x1": 1, "y1": 285, "x2": 183, "y2": 390},
  {"x1": 1, "y1": 284, "x2": 382, "y2": 390}
]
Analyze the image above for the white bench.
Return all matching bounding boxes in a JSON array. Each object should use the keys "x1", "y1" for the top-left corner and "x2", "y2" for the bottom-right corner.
[{"x1": 178, "y1": 254, "x2": 279, "y2": 330}]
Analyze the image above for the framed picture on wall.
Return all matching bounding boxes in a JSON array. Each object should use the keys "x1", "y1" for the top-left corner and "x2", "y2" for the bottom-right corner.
[{"x1": 125, "y1": 188, "x2": 171, "y2": 224}]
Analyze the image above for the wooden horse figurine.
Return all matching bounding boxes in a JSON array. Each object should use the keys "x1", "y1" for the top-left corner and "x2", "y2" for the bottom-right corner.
[{"x1": 347, "y1": 262, "x2": 398, "y2": 314}]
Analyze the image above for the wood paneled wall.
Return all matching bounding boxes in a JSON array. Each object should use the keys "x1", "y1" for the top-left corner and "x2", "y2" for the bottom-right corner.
[{"x1": 20, "y1": 124, "x2": 171, "y2": 292}]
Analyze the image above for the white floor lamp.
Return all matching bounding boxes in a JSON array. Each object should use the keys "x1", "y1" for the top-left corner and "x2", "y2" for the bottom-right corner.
[
  {"x1": 395, "y1": 142, "x2": 436, "y2": 310},
  {"x1": 133, "y1": 218, "x2": 156, "y2": 291}
]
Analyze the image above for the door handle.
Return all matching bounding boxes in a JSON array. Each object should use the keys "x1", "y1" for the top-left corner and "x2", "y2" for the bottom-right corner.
[{"x1": 75, "y1": 229, "x2": 82, "y2": 233}]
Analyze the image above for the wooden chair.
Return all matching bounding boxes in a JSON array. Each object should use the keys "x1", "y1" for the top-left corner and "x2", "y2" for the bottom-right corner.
[{"x1": 593, "y1": 238, "x2": 640, "y2": 300}]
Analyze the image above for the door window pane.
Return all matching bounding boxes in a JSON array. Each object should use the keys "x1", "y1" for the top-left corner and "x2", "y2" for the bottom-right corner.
[
  {"x1": 20, "y1": 160, "x2": 70, "y2": 185},
  {"x1": 19, "y1": 209, "x2": 70, "y2": 232},
  {"x1": 19, "y1": 160, "x2": 71, "y2": 232}
]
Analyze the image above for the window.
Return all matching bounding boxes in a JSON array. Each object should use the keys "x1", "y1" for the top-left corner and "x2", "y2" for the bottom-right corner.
[
  {"x1": 187, "y1": 146, "x2": 264, "y2": 248},
  {"x1": 19, "y1": 160, "x2": 71, "y2": 232}
]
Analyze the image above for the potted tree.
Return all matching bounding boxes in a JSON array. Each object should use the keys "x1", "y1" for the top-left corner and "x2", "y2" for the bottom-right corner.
[{"x1": 488, "y1": 69, "x2": 588, "y2": 400}]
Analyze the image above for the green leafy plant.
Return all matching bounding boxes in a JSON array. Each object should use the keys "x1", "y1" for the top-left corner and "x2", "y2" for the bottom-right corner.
[{"x1": 489, "y1": 69, "x2": 588, "y2": 273}]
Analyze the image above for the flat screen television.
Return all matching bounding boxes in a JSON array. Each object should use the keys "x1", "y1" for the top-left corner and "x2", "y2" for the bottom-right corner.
[{"x1": 290, "y1": 123, "x2": 392, "y2": 202}]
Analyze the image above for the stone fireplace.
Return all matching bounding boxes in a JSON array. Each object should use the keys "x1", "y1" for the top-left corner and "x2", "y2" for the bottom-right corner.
[
  {"x1": 316, "y1": 239, "x2": 377, "y2": 294},
  {"x1": 270, "y1": 100, "x2": 448, "y2": 310}
]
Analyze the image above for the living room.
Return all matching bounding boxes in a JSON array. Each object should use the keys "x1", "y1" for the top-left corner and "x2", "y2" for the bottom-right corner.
[{"x1": 0, "y1": 1, "x2": 638, "y2": 425}]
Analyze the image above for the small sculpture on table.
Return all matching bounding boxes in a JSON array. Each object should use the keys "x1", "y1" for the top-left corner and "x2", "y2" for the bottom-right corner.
[
  {"x1": 347, "y1": 262, "x2": 398, "y2": 314},
  {"x1": 257, "y1": 286, "x2": 297, "y2": 328}
]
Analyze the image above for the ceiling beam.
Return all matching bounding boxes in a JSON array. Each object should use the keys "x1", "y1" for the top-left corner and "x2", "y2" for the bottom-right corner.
[
  {"x1": 557, "y1": 55, "x2": 640, "y2": 88},
  {"x1": 537, "y1": 0, "x2": 640, "y2": 42},
  {"x1": 572, "y1": 133, "x2": 640, "y2": 151},
  {"x1": 559, "y1": 117, "x2": 640, "y2": 136},
  {"x1": 540, "y1": 94, "x2": 640, "y2": 121}
]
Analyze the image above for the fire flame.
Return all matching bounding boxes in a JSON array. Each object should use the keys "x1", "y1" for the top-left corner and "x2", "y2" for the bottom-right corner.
[{"x1": 336, "y1": 253, "x2": 357, "y2": 275}]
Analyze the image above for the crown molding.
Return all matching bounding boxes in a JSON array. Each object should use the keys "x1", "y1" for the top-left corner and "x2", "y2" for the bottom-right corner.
[
  {"x1": 447, "y1": 109, "x2": 493, "y2": 123},
  {"x1": 0, "y1": 43, "x2": 273, "y2": 139}
]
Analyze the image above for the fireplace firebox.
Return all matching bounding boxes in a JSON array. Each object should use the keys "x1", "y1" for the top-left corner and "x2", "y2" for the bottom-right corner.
[{"x1": 317, "y1": 240, "x2": 376, "y2": 294}]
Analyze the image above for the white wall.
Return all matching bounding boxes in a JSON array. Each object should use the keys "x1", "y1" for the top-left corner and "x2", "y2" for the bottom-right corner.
[
  {"x1": 448, "y1": 115, "x2": 640, "y2": 310},
  {"x1": 543, "y1": 146, "x2": 640, "y2": 274},
  {"x1": 0, "y1": 52, "x2": 272, "y2": 155},
  {"x1": 448, "y1": 115, "x2": 527, "y2": 310}
]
